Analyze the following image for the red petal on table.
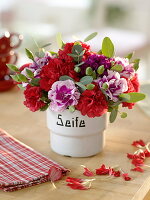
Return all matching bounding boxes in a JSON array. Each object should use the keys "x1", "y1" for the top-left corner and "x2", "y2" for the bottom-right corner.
[
  {"x1": 131, "y1": 167, "x2": 144, "y2": 172},
  {"x1": 132, "y1": 158, "x2": 144, "y2": 167},
  {"x1": 66, "y1": 177, "x2": 83, "y2": 183},
  {"x1": 144, "y1": 149, "x2": 150, "y2": 157},
  {"x1": 113, "y1": 170, "x2": 121, "y2": 177},
  {"x1": 127, "y1": 153, "x2": 145, "y2": 160},
  {"x1": 83, "y1": 167, "x2": 94, "y2": 177},
  {"x1": 48, "y1": 166, "x2": 62, "y2": 182},
  {"x1": 96, "y1": 164, "x2": 110, "y2": 175},
  {"x1": 122, "y1": 173, "x2": 132, "y2": 181},
  {"x1": 67, "y1": 182, "x2": 89, "y2": 190},
  {"x1": 132, "y1": 140, "x2": 146, "y2": 147}
]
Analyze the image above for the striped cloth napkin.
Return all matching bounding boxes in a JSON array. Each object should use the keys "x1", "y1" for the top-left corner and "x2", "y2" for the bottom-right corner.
[{"x1": 0, "y1": 129, "x2": 69, "y2": 192}]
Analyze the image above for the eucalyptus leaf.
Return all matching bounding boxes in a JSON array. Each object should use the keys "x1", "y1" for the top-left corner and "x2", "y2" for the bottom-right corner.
[
  {"x1": 25, "y1": 48, "x2": 34, "y2": 60},
  {"x1": 111, "y1": 64, "x2": 123, "y2": 72},
  {"x1": 80, "y1": 76, "x2": 93, "y2": 85},
  {"x1": 59, "y1": 75, "x2": 74, "y2": 81},
  {"x1": 17, "y1": 74, "x2": 28, "y2": 82},
  {"x1": 133, "y1": 59, "x2": 140, "y2": 71},
  {"x1": 75, "y1": 62, "x2": 84, "y2": 67},
  {"x1": 79, "y1": 50, "x2": 85, "y2": 56},
  {"x1": 102, "y1": 82, "x2": 108, "y2": 90},
  {"x1": 86, "y1": 83, "x2": 95, "y2": 90},
  {"x1": 56, "y1": 33, "x2": 64, "y2": 49},
  {"x1": 109, "y1": 108, "x2": 118, "y2": 123},
  {"x1": 84, "y1": 32, "x2": 98, "y2": 42},
  {"x1": 41, "y1": 43, "x2": 52, "y2": 48},
  {"x1": 121, "y1": 112, "x2": 127, "y2": 118},
  {"x1": 92, "y1": 71, "x2": 97, "y2": 79},
  {"x1": 74, "y1": 66, "x2": 81, "y2": 73},
  {"x1": 69, "y1": 105, "x2": 75, "y2": 113},
  {"x1": 30, "y1": 78, "x2": 40, "y2": 86},
  {"x1": 10, "y1": 75, "x2": 20, "y2": 82},
  {"x1": 119, "y1": 92, "x2": 145, "y2": 103},
  {"x1": 17, "y1": 84, "x2": 24, "y2": 90},
  {"x1": 68, "y1": 53, "x2": 78, "y2": 58},
  {"x1": 72, "y1": 44, "x2": 83, "y2": 55},
  {"x1": 26, "y1": 69, "x2": 34, "y2": 78},
  {"x1": 40, "y1": 104, "x2": 49, "y2": 111},
  {"x1": 6, "y1": 64, "x2": 19, "y2": 72},
  {"x1": 102, "y1": 37, "x2": 114, "y2": 58},
  {"x1": 125, "y1": 52, "x2": 134, "y2": 60},
  {"x1": 97, "y1": 65, "x2": 104, "y2": 75},
  {"x1": 76, "y1": 82, "x2": 87, "y2": 92},
  {"x1": 86, "y1": 67, "x2": 93, "y2": 76}
]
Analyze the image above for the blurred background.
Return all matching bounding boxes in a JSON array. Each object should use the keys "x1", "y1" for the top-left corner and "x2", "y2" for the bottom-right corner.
[{"x1": 0, "y1": 0, "x2": 150, "y2": 81}]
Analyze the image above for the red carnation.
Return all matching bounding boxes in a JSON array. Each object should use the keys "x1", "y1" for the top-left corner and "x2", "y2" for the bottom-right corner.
[
  {"x1": 122, "y1": 73, "x2": 140, "y2": 109},
  {"x1": 24, "y1": 85, "x2": 45, "y2": 112},
  {"x1": 40, "y1": 58, "x2": 79, "y2": 91},
  {"x1": 76, "y1": 84, "x2": 108, "y2": 118}
]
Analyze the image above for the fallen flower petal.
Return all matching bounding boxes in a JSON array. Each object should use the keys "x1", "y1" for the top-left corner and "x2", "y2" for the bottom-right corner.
[
  {"x1": 81, "y1": 165, "x2": 94, "y2": 177},
  {"x1": 127, "y1": 152, "x2": 145, "y2": 160},
  {"x1": 66, "y1": 177, "x2": 83, "y2": 183},
  {"x1": 132, "y1": 158, "x2": 144, "y2": 167},
  {"x1": 144, "y1": 149, "x2": 150, "y2": 157},
  {"x1": 122, "y1": 173, "x2": 132, "y2": 181},
  {"x1": 113, "y1": 170, "x2": 121, "y2": 177},
  {"x1": 131, "y1": 167, "x2": 144, "y2": 172},
  {"x1": 96, "y1": 164, "x2": 110, "y2": 175},
  {"x1": 132, "y1": 140, "x2": 146, "y2": 147},
  {"x1": 67, "y1": 182, "x2": 88, "y2": 190}
]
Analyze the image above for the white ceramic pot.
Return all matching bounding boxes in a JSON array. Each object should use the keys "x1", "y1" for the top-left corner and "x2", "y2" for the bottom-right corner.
[{"x1": 46, "y1": 109, "x2": 108, "y2": 157}]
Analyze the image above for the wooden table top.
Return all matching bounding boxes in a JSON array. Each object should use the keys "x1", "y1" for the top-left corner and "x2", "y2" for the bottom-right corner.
[{"x1": 0, "y1": 87, "x2": 150, "y2": 200}]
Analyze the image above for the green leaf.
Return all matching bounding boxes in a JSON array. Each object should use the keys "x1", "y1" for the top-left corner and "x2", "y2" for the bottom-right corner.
[
  {"x1": 17, "y1": 74, "x2": 28, "y2": 82},
  {"x1": 102, "y1": 37, "x2": 114, "y2": 58},
  {"x1": 109, "y1": 108, "x2": 118, "y2": 123},
  {"x1": 80, "y1": 76, "x2": 93, "y2": 85},
  {"x1": 40, "y1": 104, "x2": 49, "y2": 111},
  {"x1": 25, "y1": 48, "x2": 34, "y2": 60},
  {"x1": 67, "y1": 53, "x2": 78, "y2": 58},
  {"x1": 59, "y1": 75, "x2": 74, "y2": 81},
  {"x1": 41, "y1": 43, "x2": 52, "y2": 48},
  {"x1": 26, "y1": 69, "x2": 34, "y2": 78},
  {"x1": 69, "y1": 105, "x2": 75, "y2": 113},
  {"x1": 119, "y1": 92, "x2": 146, "y2": 103},
  {"x1": 84, "y1": 32, "x2": 98, "y2": 42},
  {"x1": 74, "y1": 66, "x2": 81, "y2": 73},
  {"x1": 133, "y1": 59, "x2": 140, "y2": 71},
  {"x1": 79, "y1": 50, "x2": 85, "y2": 56},
  {"x1": 49, "y1": 51, "x2": 58, "y2": 56},
  {"x1": 17, "y1": 84, "x2": 24, "y2": 90},
  {"x1": 10, "y1": 75, "x2": 20, "y2": 82},
  {"x1": 125, "y1": 52, "x2": 134, "y2": 60},
  {"x1": 6, "y1": 64, "x2": 19, "y2": 72},
  {"x1": 86, "y1": 83, "x2": 95, "y2": 90},
  {"x1": 111, "y1": 64, "x2": 123, "y2": 72},
  {"x1": 30, "y1": 78, "x2": 40, "y2": 86},
  {"x1": 76, "y1": 82, "x2": 87, "y2": 92},
  {"x1": 35, "y1": 50, "x2": 45, "y2": 58},
  {"x1": 75, "y1": 62, "x2": 84, "y2": 67},
  {"x1": 97, "y1": 65, "x2": 104, "y2": 75},
  {"x1": 102, "y1": 82, "x2": 108, "y2": 90},
  {"x1": 92, "y1": 71, "x2": 97, "y2": 79},
  {"x1": 121, "y1": 112, "x2": 127, "y2": 118},
  {"x1": 72, "y1": 44, "x2": 83, "y2": 55},
  {"x1": 86, "y1": 67, "x2": 93, "y2": 76},
  {"x1": 56, "y1": 33, "x2": 64, "y2": 48}
]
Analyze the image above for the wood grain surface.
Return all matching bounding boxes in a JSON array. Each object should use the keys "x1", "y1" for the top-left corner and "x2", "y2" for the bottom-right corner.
[{"x1": 0, "y1": 87, "x2": 150, "y2": 200}]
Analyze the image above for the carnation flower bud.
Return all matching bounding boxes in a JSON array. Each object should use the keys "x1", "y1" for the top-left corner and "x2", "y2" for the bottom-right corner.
[{"x1": 86, "y1": 67, "x2": 93, "y2": 75}]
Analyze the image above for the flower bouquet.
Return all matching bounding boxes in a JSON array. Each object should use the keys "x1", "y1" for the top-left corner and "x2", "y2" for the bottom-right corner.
[{"x1": 8, "y1": 32, "x2": 145, "y2": 157}]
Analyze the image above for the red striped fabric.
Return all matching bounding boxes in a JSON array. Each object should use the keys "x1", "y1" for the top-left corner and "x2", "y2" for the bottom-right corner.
[{"x1": 0, "y1": 129, "x2": 69, "y2": 192}]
